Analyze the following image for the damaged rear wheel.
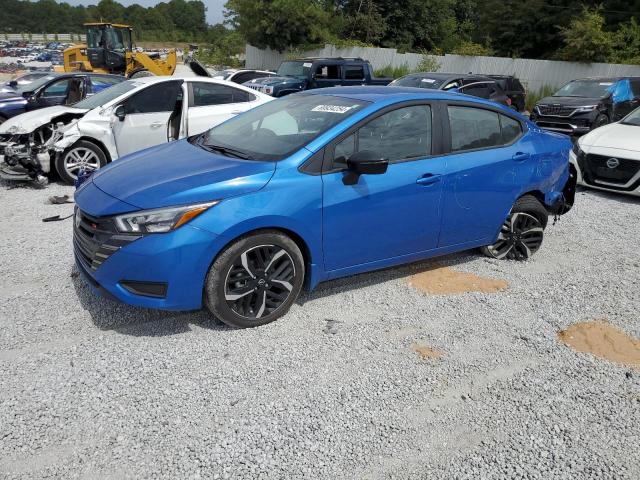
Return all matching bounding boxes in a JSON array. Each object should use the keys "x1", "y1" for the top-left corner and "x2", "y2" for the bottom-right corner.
[
  {"x1": 55, "y1": 140, "x2": 107, "y2": 185},
  {"x1": 481, "y1": 195, "x2": 548, "y2": 261}
]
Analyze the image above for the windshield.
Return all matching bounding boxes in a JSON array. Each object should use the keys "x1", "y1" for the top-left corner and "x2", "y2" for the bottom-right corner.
[
  {"x1": 621, "y1": 107, "x2": 640, "y2": 126},
  {"x1": 74, "y1": 80, "x2": 139, "y2": 110},
  {"x1": 14, "y1": 75, "x2": 57, "y2": 94},
  {"x1": 554, "y1": 80, "x2": 615, "y2": 98},
  {"x1": 276, "y1": 61, "x2": 310, "y2": 78},
  {"x1": 390, "y1": 75, "x2": 446, "y2": 89},
  {"x1": 200, "y1": 94, "x2": 369, "y2": 160}
]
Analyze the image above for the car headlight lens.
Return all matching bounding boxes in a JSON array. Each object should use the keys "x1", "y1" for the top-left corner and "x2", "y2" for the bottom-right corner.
[
  {"x1": 264, "y1": 86, "x2": 273, "y2": 95},
  {"x1": 575, "y1": 105, "x2": 597, "y2": 113},
  {"x1": 114, "y1": 201, "x2": 220, "y2": 233}
]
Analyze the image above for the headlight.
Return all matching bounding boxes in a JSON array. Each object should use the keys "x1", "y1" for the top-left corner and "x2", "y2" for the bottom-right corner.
[
  {"x1": 575, "y1": 105, "x2": 597, "y2": 113},
  {"x1": 114, "y1": 201, "x2": 220, "y2": 233},
  {"x1": 264, "y1": 86, "x2": 273, "y2": 95}
]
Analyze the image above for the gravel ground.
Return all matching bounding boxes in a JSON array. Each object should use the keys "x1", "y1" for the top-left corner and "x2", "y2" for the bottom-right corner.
[{"x1": 0, "y1": 179, "x2": 639, "y2": 480}]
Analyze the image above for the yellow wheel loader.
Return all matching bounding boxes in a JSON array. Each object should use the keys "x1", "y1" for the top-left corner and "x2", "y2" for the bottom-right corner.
[{"x1": 56, "y1": 23, "x2": 177, "y2": 78}]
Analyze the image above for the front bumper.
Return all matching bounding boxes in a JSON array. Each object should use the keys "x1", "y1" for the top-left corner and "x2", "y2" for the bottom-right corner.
[
  {"x1": 530, "y1": 111, "x2": 597, "y2": 135},
  {"x1": 570, "y1": 151, "x2": 640, "y2": 196},
  {"x1": 74, "y1": 215, "x2": 224, "y2": 311}
]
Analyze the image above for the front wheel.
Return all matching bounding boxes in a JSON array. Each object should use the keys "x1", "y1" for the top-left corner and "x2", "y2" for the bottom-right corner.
[
  {"x1": 55, "y1": 140, "x2": 107, "y2": 184},
  {"x1": 481, "y1": 195, "x2": 548, "y2": 260},
  {"x1": 204, "y1": 231, "x2": 305, "y2": 328}
]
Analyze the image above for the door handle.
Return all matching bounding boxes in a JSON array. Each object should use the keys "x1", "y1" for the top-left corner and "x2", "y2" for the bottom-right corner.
[
  {"x1": 512, "y1": 152, "x2": 530, "y2": 162},
  {"x1": 416, "y1": 174, "x2": 442, "y2": 186},
  {"x1": 150, "y1": 122, "x2": 164, "y2": 129}
]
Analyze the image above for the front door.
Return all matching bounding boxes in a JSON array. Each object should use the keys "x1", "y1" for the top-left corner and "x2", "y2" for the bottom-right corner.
[
  {"x1": 439, "y1": 103, "x2": 527, "y2": 246},
  {"x1": 112, "y1": 80, "x2": 182, "y2": 157},
  {"x1": 322, "y1": 104, "x2": 445, "y2": 271}
]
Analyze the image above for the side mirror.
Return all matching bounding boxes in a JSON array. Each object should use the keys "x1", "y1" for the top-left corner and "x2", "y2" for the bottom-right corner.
[
  {"x1": 114, "y1": 104, "x2": 126, "y2": 121},
  {"x1": 8, "y1": 80, "x2": 17, "y2": 88},
  {"x1": 343, "y1": 150, "x2": 388, "y2": 185},
  {"x1": 347, "y1": 150, "x2": 389, "y2": 175},
  {"x1": 22, "y1": 90, "x2": 34, "y2": 99}
]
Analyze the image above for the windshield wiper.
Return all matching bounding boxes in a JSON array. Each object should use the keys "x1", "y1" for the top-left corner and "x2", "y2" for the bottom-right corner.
[{"x1": 200, "y1": 142, "x2": 253, "y2": 160}]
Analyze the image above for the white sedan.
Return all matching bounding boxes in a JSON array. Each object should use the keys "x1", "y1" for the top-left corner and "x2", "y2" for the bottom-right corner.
[
  {"x1": 0, "y1": 76, "x2": 272, "y2": 184},
  {"x1": 570, "y1": 108, "x2": 640, "y2": 197}
]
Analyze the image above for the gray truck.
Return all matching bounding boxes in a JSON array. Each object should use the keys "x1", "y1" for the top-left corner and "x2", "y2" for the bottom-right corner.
[{"x1": 243, "y1": 57, "x2": 392, "y2": 97}]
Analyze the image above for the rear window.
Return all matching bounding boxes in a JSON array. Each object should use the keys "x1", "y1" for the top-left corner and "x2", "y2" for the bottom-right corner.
[{"x1": 390, "y1": 75, "x2": 446, "y2": 89}]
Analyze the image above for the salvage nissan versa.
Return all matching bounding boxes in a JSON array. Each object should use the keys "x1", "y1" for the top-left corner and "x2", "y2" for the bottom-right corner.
[{"x1": 74, "y1": 87, "x2": 576, "y2": 328}]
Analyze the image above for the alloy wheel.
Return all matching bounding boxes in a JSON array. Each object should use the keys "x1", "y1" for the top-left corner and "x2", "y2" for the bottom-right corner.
[
  {"x1": 224, "y1": 244, "x2": 296, "y2": 320},
  {"x1": 485, "y1": 212, "x2": 543, "y2": 260},
  {"x1": 64, "y1": 147, "x2": 100, "y2": 177}
]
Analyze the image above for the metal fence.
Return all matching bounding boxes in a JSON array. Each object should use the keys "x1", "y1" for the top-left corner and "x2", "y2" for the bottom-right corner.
[
  {"x1": 1, "y1": 33, "x2": 86, "y2": 42},
  {"x1": 245, "y1": 44, "x2": 640, "y2": 92}
]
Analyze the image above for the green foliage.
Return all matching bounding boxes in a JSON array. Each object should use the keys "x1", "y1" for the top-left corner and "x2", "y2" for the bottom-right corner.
[
  {"x1": 225, "y1": 0, "x2": 337, "y2": 52},
  {"x1": 197, "y1": 25, "x2": 244, "y2": 68},
  {"x1": 451, "y1": 41, "x2": 493, "y2": 56},
  {"x1": 373, "y1": 64, "x2": 411, "y2": 79},
  {"x1": 611, "y1": 18, "x2": 640, "y2": 65},
  {"x1": 416, "y1": 53, "x2": 441, "y2": 72},
  {"x1": 559, "y1": 7, "x2": 613, "y2": 63},
  {"x1": 525, "y1": 84, "x2": 557, "y2": 112}
]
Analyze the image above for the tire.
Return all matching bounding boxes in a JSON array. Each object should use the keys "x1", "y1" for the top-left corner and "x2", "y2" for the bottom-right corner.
[
  {"x1": 481, "y1": 195, "x2": 548, "y2": 261},
  {"x1": 204, "y1": 231, "x2": 305, "y2": 328},
  {"x1": 591, "y1": 114, "x2": 609, "y2": 130},
  {"x1": 55, "y1": 140, "x2": 107, "y2": 185},
  {"x1": 128, "y1": 68, "x2": 154, "y2": 79}
]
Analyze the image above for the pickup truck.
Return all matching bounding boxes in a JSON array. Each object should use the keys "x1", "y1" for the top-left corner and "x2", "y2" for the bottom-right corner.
[{"x1": 243, "y1": 57, "x2": 392, "y2": 97}]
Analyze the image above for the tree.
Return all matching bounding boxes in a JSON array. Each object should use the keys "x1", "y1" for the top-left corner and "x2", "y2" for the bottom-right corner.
[
  {"x1": 611, "y1": 18, "x2": 640, "y2": 64},
  {"x1": 225, "y1": 0, "x2": 336, "y2": 52},
  {"x1": 560, "y1": 7, "x2": 613, "y2": 62}
]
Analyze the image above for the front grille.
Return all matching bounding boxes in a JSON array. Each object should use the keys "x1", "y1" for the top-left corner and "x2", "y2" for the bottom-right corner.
[
  {"x1": 577, "y1": 153, "x2": 640, "y2": 191},
  {"x1": 246, "y1": 84, "x2": 262, "y2": 91},
  {"x1": 73, "y1": 209, "x2": 141, "y2": 271},
  {"x1": 537, "y1": 105, "x2": 577, "y2": 117}
]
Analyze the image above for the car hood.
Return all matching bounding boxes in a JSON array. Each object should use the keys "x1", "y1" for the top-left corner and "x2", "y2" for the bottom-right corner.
[
  {"x1": 579, "y1": 122, "x2": 640, "y2": 151},
  {"x1": 245, "y1": 76, "x2": 302, "y2": 87},
  {"x1": 0, "y1": 106, "x2": 87, "y2": 134},
  {"x1": 0, "y1": 90, "x2": 23, "y2": 101},
  {"x1": 89, "y1": 139, "x2": 276, "y2": 212},
  {"x1": 537, "y1": 96, "x2": 604, "y2": 107}
]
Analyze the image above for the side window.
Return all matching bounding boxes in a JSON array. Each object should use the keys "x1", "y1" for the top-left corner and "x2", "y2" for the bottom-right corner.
[
  {"x1": 462, "y1": 84, "x2": 490, "y2": 99},
  {"x1": 630, "y1": 80, "x2": 640, "y2": 98},
  {"x1": 500, "y1": 115, "x2": 523, "y2": 144},
  {"x1": 315, "y1": 65, "x2": 341, "y2": 80},
  {"x1": 443, "y1": 80, "x2": 461, "y2": 90},
  {"x1": 41, "y1": 78, "x2": 71, "y2": 97},
  {"x1": 190, "y1": 82, "x2": 254, "y2": 106},
  {"x1": 448, "y1": 106, "x2": 502, "y2": 151},
  {"x1": 124, "y1": 81, "x2": 181, "y2": 114},
  {"x1": 333, "y1": 105, "x2": 432, "y2": 165},
  {"x1": 344, "y1": 66, "x2": 365, "y2": 80},
  {"x1": 90, "y1": 76, "x2": 121, "y2": 94}
]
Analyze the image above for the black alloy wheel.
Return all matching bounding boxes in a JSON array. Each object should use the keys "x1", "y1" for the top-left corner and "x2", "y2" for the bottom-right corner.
[
  {"x1": 205, "y1": 231, "x2": 305, "y2": 328},
  {"x1": 484, "y1": 212, "x2": 544, "y2": 260},
  {"x1": 224, "y1": 245, "x2": 295, "y2": 319}
]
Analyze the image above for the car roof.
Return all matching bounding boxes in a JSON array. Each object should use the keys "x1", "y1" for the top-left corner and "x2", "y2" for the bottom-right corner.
[
  {"x1": 571, "y1": 76, "x2": 640, "y2": 82},
  {"x1": 304, "y1": 85, "x2": 503, "y2": 106},
  {"x1": 398, "y1": 72, "x2": 496, "y2": 81}
]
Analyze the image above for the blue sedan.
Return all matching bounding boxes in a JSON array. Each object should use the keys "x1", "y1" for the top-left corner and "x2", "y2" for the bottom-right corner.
[{"x1": 74, "y1": 87, "x2": 576, "y2": 328}]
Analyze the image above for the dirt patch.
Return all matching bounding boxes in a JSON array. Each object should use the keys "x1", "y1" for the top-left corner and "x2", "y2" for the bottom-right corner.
[
  {"x1": 411, "y1": 343, "x2": 444, "y2": 360},
  {"x1": 407, "y1": 266, "x2": 508, "y2": 295},
  {"x1": 558, "y1": 321, "x2": 640, "y2": 368}
]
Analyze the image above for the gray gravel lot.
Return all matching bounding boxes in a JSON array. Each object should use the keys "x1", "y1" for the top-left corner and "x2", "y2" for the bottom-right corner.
[{"x1": 1, "y1": 179, "x2": 639, "y2": 480}]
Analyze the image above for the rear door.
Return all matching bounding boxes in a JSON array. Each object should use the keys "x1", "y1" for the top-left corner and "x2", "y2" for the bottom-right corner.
[
  {"x1": 186, "y1": 81, "x2": 258, "y2": 134},
  {"x1": 112, "y1": 80, "x2": 182, "y2": 157},
  {"x1": 439, "y1": 103, "x2": 527, "y2": 246},
  {"x1": 322, "y1": 102, "x2": 446, "y2": 271}
]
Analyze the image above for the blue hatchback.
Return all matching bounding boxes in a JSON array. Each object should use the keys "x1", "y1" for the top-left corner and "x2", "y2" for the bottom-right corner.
[{"x1": 74, "y1": 87, "x2": 575, "y2": 327}]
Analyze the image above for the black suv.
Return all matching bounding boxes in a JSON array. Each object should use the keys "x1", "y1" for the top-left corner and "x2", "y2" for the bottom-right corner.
[
  {"x1": 530, "y1": 77, "x2": 640, "y2": 135},
  {"x1": 488, "y1": 75, "x2": 526, "y2": 112},
  {"x1": 389, "y1": 72, "x2": 511, "y2": 107}
]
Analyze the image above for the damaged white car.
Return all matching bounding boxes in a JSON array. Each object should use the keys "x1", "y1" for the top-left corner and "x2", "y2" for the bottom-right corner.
[{"x1": 0, "y1": 76, "x2": 273, "y2": 184}]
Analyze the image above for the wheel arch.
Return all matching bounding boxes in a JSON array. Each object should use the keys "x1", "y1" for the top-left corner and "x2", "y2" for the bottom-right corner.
[{"x1": 70, "y1": 136, "x2": 113, "y2": 163}]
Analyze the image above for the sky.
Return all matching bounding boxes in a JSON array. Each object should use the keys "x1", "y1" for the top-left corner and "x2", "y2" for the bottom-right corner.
[{"x1": 60, "y1": 0, "x2": 227, "y2": 24}]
